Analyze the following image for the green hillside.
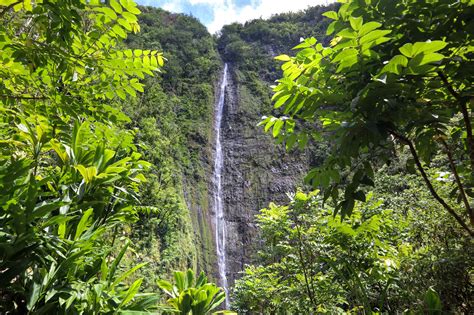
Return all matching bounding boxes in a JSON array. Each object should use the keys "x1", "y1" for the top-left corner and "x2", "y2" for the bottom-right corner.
[
  {"x1": 123, "y1": 7, "x2": 220, "y2": 288},
  {"x1": 0, "y1": 0, "x2": 472, "y2": 313}
]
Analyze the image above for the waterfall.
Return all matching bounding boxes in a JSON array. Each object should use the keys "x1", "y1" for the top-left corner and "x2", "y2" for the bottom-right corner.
[{"x1": 213, "y1": 63, "x2": 229, "y2": 307}]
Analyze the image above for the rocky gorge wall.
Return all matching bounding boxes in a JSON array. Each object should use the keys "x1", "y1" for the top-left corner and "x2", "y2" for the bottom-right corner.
[
  {"x1": 122, "y1": 4, "x2": 331, "y2": 291},
  {"x1": 209, "y1": 6, "x2": 334, "y2": 289},
  {"x1": 210, "y1": 63, "x2": 312, "y2": 289}
]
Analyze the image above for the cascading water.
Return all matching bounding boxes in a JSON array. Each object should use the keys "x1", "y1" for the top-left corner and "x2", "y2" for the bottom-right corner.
[{"x1": 213, "y1": 63, "x2": 229, "y2": 307}]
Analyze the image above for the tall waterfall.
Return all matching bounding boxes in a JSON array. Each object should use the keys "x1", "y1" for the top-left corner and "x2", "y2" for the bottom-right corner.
[{"x1": 213, "y1": 63, "x2": 229, "y2": 307}]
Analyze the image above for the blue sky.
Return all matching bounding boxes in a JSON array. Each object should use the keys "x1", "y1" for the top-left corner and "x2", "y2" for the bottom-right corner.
[{"x1": 135, "y1": 0, "x2": 332, "y2": 33}]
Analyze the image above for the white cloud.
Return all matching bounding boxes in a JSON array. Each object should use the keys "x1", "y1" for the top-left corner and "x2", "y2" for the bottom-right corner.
[
  {"x1": 162, "y1": 1, "x2": 182, "y2": 12},
  {"x1": 187, "y1": 0, "x2": 226, "y2": 4},
  {"x1": 151, "y1": 0, "x2": 332, "y2": 33},
  {"x1": 206, "y1": 0, "x2": 331, "y2": 33}
]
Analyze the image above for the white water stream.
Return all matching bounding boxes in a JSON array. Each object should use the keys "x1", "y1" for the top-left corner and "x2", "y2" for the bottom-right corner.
[{"x1": 213, "y1": 63, "x2": 229, "y2": 307}]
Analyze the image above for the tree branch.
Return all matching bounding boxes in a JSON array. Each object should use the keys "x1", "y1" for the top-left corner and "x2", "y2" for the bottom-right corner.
[
  {"x1": 0, "y1": 94, "x2": 48, "y2": 100},
  {"x1": 437, "y1": 71, "x2": 474, "y2": 172},
  {"x1": 292, "y1": 213, "x2": 317, "y2": 308},
  {"x1": 389, "y1": 129, "x2": 473, "y2": 236},
  {"x1": 437, "y1": 71, "x2": 460, "y2": 100},
  {"x1": 0, "y1": 1, "x2": 21, "y2": 19},
  {"x1": 440, "y1": 139, "x2": 474, "y2": 225}
]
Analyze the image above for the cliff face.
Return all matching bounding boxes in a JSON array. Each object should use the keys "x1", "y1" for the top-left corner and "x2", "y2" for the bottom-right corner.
[
  {"x1": 214, "y1": 64, "x2": 310, "y2": 288},
  {"x1": 123, "y1": 3, "x2": 333, "y2": 292},
  {"x1": 212, "y1": 6, "x2": 335, "y2": 289}
]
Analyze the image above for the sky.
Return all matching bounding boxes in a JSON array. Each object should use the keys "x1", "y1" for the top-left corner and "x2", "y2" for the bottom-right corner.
[{"x1": 135, "y1": 0, "x2": 332, "y2": 34}]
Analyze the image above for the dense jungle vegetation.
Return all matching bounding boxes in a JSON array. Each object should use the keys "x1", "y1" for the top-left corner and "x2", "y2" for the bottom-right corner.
[
  {"x1": 0, "y1": 0, "x2": 473, "y2": 314},
  {"x1": 122, "y1": 6, "x2": 221, "y2": 289}
]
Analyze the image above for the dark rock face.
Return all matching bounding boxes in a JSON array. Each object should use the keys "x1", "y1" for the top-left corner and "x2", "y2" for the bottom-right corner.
[{"x1": 210, "y1": 64, "x2": 310, "y2": 290}]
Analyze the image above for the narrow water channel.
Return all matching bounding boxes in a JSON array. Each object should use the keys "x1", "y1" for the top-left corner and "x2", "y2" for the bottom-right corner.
[{"x1": 212, "y1": 63, "x2": 229, "y2": 308}]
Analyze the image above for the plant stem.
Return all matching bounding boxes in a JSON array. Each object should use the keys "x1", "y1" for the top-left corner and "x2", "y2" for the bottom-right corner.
[
  {"x1": 440, "y1": 139, "x2": 473, "y2": 224},
  {"x1": 437, "y1": 72, "x2": 474, "y2": 173},
  {"x1": 389, "y1": 130, "x2": 473, "y2": 236},
  {"x1": 292, "y1": 213, "x2": 316, "y2": 308},
  {"x1": 0, "y1": 1, "x2": 21, "y2": 19},
  {"x1": 0, "y1": 95, "x2": 48, "y2": 100}
]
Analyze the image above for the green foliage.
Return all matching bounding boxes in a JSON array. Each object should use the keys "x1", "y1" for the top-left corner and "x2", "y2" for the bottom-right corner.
[
  {"x1": 264, "y1": 0, "x2": 474, "y2": 234},
  {"x1": 0, "y1": 0, "x2": 163, "y2": 312},
  {"x1": 233, "y1": 180, "x2": 472, "y2": 313},
  {"x1": 234, "y1": 190, "x2": 399, "y2": 313},
  {"x1": 423, "y1": 288, "x2": 442, "y2": 315},
  {"x1": 218, "y1": 4, "x2": 337, "y2": 81},
  {"x1": 122, "y1": 6, "x2": 221, "y2": 284},
  {"x1": 372, "y1": 166, "x2": 472, "y2": 313},
  {"x1": 2, "y1": 1, "x2": 471, "y2": 313},
  {"x1": 157, "y1": 269, "x2": 234, "y2": 315},
  {"x1": 216, "y1": 4, "x2": 335, "y2": 184}
]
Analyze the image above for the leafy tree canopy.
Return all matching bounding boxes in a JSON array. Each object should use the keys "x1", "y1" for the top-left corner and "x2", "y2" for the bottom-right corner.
[
  {"x1": 263, "y1": 0, "x2": 474, "y2": 235},
  {"x1": 157, "y1": 269, "x2": 233, "y2": 314},
  {"x1": 0, "y1": 0, "x2": 165, "y2": 312},
  {"x1": 234, "y1": 175, "x2": 472, "y2": 313}
]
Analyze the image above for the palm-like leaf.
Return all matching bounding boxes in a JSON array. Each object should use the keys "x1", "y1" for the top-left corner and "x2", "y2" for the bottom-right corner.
[{"x1": 157, "y1": 269, "x2": 235, "y2": 314}]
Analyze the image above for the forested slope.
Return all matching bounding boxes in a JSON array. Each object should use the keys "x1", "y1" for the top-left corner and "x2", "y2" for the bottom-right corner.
[
  {"x1": 218, "y1": 4, "x2": 338, "y2": 80},
  {"x1": 119, "y1": 5, "x2": 340, "y2": 289},
  {"x1": 2, "y1": 0, "x2": 471, "y2": 313},
  {"x1": 123, "y1": 7, "x2": 221, "y2": 287},
  {"x1": 232, "y1": 0, "x2": 473, "y2": 313},
  {"x1": 214, "y1": 4, "x2": 338, "y2": 286}
]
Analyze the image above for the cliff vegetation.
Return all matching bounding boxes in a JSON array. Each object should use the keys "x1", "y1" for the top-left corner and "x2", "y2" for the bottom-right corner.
[{"x1": 0, "y1": 0, "x2": 472, "y2": 314}]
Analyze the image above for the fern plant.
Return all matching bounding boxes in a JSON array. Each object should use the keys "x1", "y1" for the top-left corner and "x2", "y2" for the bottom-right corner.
[{"x1": 157, "y1": 270, "x2": 235, "y2": 315}]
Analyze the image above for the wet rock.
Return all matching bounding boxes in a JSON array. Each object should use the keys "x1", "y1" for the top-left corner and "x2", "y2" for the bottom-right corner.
[{"x1": 209, "y1": 63, "x2": 311, "y2": 293}]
